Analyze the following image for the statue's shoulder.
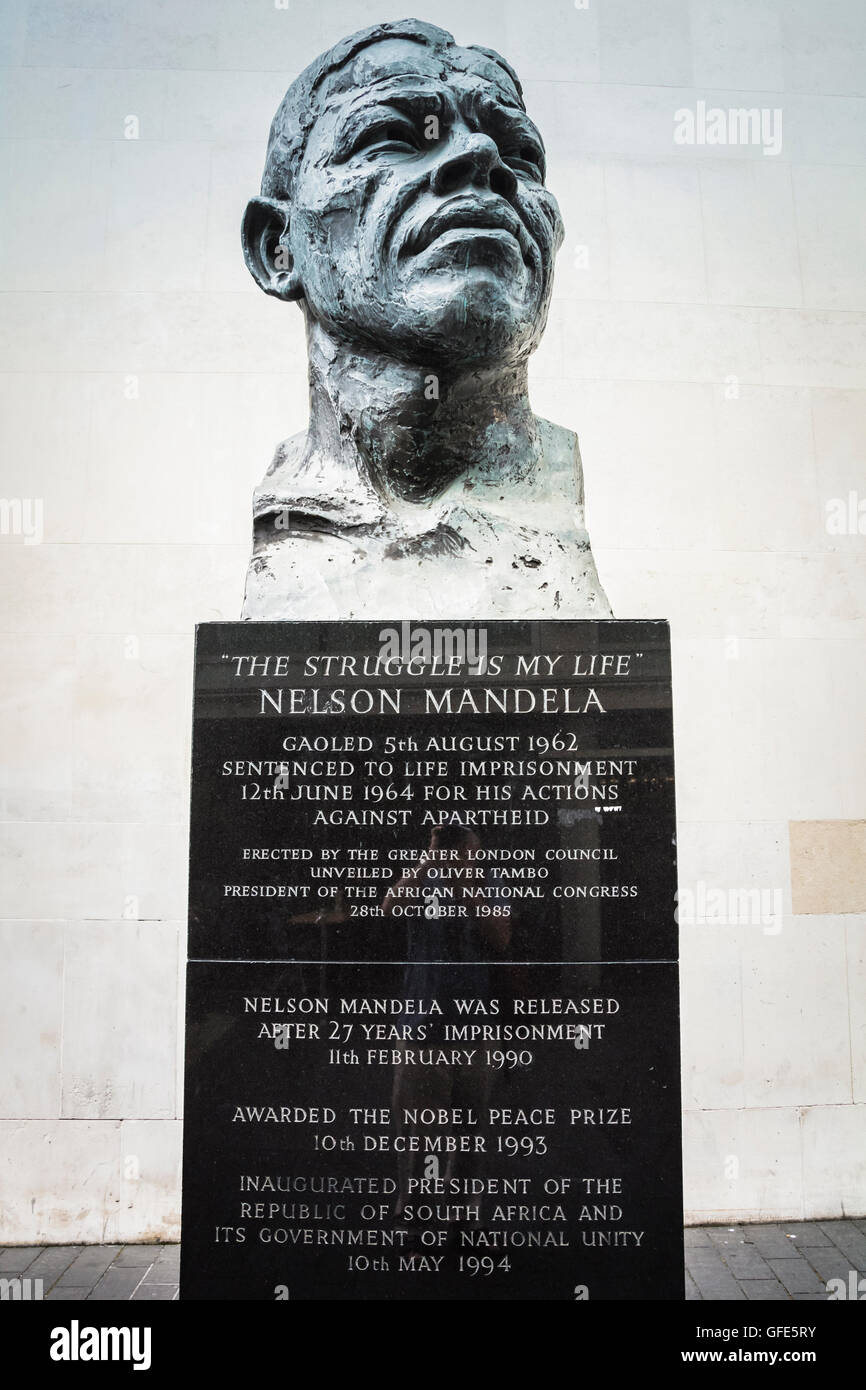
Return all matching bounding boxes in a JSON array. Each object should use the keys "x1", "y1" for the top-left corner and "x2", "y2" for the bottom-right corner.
[
  {"x1": 252, "y1": 430, "x2": 383, "y2": 528},
  {"x1": 255, "y1": 431, "x2": 307, "y2": 498},
  {"x1": 534, "y1": 416, "x2": 585, "y2": 507}
]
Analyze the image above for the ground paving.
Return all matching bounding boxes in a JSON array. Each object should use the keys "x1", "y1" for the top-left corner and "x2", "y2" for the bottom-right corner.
[{"x1": 2, "y1": 1221, "x2": 864, "y2": 1300}]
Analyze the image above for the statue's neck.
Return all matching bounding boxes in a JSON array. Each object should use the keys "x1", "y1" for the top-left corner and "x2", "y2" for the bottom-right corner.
[{"x1": 301, "y1": 319, "x2": 540, "y2": 504}]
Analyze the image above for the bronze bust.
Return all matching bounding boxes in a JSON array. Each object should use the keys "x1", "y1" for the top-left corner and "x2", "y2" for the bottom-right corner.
[{"x1": 242, "y1": 19, "x2": 611, "y2": 620}]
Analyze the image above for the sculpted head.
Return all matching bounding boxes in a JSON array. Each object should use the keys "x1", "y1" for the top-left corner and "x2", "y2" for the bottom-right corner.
[{"x1": 243, "y1": 19, "x2": 564, "y2": 370}]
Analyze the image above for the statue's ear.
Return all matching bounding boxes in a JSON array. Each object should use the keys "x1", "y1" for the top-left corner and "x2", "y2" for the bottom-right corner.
[{"x1": 242, "y1": 196, "x2": 303, "y2": 301}]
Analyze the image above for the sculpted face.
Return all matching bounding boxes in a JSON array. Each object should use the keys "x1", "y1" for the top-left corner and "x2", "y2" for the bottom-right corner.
[{"x1": 253, "y1": 36, "x2": 564, "y2": 368}]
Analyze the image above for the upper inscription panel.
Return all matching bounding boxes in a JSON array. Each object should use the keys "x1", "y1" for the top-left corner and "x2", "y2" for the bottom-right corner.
[{"x1": 189, "y1": 620, "x2": 677, "y2": 965}]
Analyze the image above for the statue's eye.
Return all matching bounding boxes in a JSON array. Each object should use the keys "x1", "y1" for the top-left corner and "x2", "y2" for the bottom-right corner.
[
  {"x1": 503, "y1": 143, "x2": 545, "y2": 182},
  {"x1": 351, "y1": 121, "x2": 420, "y2": 159}
]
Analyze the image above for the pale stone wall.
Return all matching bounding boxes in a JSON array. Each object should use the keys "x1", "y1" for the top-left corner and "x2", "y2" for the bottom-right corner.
[{"x1": 0, "y1": 0, "x2": 863, "y2": 1239}]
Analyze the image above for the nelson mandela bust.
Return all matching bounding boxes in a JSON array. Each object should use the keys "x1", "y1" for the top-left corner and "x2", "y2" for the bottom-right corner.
[{"x1": 242, "y1": 18, "x2": 611, "y2": 620}]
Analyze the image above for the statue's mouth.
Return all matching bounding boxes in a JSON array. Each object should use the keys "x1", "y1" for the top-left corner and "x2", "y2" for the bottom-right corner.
[{"x1": 404, "y1": 197, "x2": 532, "y2": 264}]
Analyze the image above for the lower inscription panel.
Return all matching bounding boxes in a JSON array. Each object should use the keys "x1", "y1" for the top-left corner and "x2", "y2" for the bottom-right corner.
[{"x1": 180, "y1": 960, "x2": 683, "y2": 1300}]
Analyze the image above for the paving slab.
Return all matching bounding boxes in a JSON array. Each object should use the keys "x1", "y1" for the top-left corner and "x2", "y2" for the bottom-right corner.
[
  {"x1": 799, "y1": 1247, "x2": 855, "y2": 1284},
  {"x1": 741, "y1": 1226, "x2": 804, "y2": 1259},
  {"x1": 685, "y1": 1250, "x2": 731, "y2": 1281},
  {"x1": 684, "y1": 1228, "x2": 712, "y2": 1247},
  {"x1": 141, "y1": 1257, "x2": 179, "y2": 1282},
  {"x1": 720, "y1": 1248, "x2": 775, "y2": 1280},
  {"x1": 739, "y1": 1278, "x2": 791, "y2": 1300},
  {"x1": 787, "y1": 1223, "x2": 836, "y2": 1247},
  {"x1": 688, "y1": 1263, "x2": 747, "y2": 1300},
  {"x1": 0, "y1": 1248, "x2": 41, "y2": 1271},
  {"x1": 706, "y1": 1227, "x2": 749, "y2": 1248},
  {"x1": 56, "y1": 1246, "x2": 123, "y2": 1288},
  {"x1": 819, "y1": 1222, "x2": 866, "y2": 1268},
  {"x1": 26, "y1": 1247, "x2": 85, "y2": 1284},
  {"x1": 149, "y1": 1245, "x2": 179, "y2": 1267},
  {"x1": 768, "y1": 1257, "x2": 827, "y2": 1296},
  {"x1": 131, "y1": 1282, "x2": 179, "y2": 1300},
  {"x1": 113, "y1": 1245, "x2": 163, "y2": 1268},
  {"x1": 88, "y1": 1268, "x2": 149, "y2": 1300}
]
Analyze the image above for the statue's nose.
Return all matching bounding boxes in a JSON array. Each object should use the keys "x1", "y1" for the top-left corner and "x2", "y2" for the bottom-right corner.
[{"x1": 429, "y1": 131, "x2": 518, "y2": 200}]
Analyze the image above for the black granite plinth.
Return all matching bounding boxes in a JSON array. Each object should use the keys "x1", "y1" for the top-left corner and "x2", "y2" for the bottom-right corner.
[{"x1": 181, "y1": 620, "x2": 683, "y2": 1300}]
